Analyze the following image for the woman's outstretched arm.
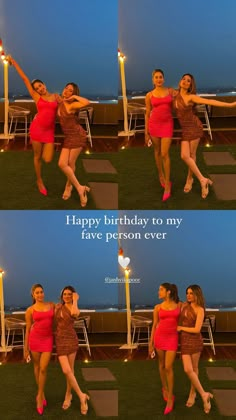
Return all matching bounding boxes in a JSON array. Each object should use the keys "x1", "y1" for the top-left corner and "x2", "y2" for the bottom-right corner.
[
  {"x1": 9, "y1": 56, "x2": 39, "y2": 101},
  {"x1": 189, "y1": 94, "x2": 236, "y2": 108}
]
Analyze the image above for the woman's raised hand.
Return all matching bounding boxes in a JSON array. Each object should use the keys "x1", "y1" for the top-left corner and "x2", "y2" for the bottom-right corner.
[{"x1": 72, "y1": 292, "x2": 79, "y2": 302}]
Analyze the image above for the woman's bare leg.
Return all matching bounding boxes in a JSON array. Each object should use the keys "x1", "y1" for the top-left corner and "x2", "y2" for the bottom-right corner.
[
  {"x1": 151, "y1": 137, "x2": 165, "y2": 186},
  {"x1": 156, "y1": 349, "x2": 168, "y2": 398},
  {"x1": 182, "y1": 354, "x2": 213, "y2": 413},
  {"x1": 164, "y1": 350, "x2": 176, "y2": 407},
  {"x1": 62, "y1": 353, "x2": 75, "y2": 409},
  {"x1": 31, "y1": 141, "x2": 44, "y2": 190},
  {"x1": 185, "y1": 353, "x2": 199, "y2": 407},
  {"x1": 181, "y1": 140, "x2": 212, "y2": 197},
  {"x1": 58, "y1": 148, "x2": 84, "y2": 194},
  {"x1": 31, "y1": 351, "x2": 51, "y2": 408},
  {"x1": 58, "y1": 353, "x2": 89, "y2": 413},
  {"x1": 42, "y1": 143, "x2": 54, "y2": 163},
  {"x1": 161, "y1": 137, "x2": 172, "y2": 193}
]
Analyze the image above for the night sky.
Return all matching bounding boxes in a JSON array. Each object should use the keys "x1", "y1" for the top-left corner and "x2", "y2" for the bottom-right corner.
[
  {"x1": 119, "y1": 0, "x2": 236, "y2": 92},
  {"x1": 0, "y1": 0, "x2": 118, "y2": 98},
  {"x1": 0, "y1": 211, "x2": 119, "y2": 308},
  {"x1": 118, "y1": 210, "x2": 236, "y2": 308}
]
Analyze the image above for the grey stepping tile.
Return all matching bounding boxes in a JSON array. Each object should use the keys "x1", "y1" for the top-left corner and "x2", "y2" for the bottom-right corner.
[
  {"x1": 89, "y1": 182, "x2": 118, "y2": 209},
  {"x1": 206, "y1": 366, "x2": 236, "y2": 380},
  {"x1": 82, "y1": 367, "x2": 116, "y2": 381},
  {"x1": 213, "y1": 389, "x2": 236, "y2": 416},
  {"x1": 203, "y1": 151, "x2": 236, "y2": 166},
  {"x1": 88, "y1": 390, "x2": 118, "y2": 417},
  {"x1": 209, "y1": 174, "x2": 236, "y2": 200},
  {"x1": 82, "y1": 159, "x2": 117, "y2": 173}
]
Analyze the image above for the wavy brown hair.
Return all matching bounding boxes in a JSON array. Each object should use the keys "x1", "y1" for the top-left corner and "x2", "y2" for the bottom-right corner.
[{"x1": 186, "y1": 284, "x2": 205, "y2": 309}]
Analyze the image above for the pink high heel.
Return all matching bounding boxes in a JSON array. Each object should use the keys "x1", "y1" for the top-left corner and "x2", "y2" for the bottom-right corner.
[
  {"x1": 43, "y1": 399, "x2": 47, "y2": 407},
  {"x1": 162, "y1": 182, "x2": 172, "y2": 202},
  {"x1": 36, "y1": 396, "x2": 44, "y2": 415},
  {"x1": 164, "y1": 396, "x2": 175, "y2": 415},
  {"x1": 36, "y1": 406, "x2": 44, "y2": 415},
  {"x1": 39, "y1": 188, "x2": 48, "y2": 196}
]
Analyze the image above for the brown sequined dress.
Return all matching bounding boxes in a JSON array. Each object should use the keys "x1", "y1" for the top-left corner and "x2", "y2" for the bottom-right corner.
[
  {"x1": 174, "y1": 93, "x2": 203, "y2": 141},
  {"x1": 58, "y1": 102, "x2": 87, "y2": 149},
  {"x1": 179, "y1": 304, "x2": 203, "y2": 355},
  {"x1": 55, "y1": 304, "x2": 78, "y2": 356}
]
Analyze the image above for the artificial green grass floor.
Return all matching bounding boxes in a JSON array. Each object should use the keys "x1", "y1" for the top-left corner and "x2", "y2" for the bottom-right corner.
[
  {"x1": 1, "y1": 359, "x2": 236, "y2": 419},
  {"x1": 1, "y1": 145, "x2": 236, "y2": 209},
  {"x1": 118, "y1": 145, "x2": 236, "y2": 209},
  {"x1": 0, "y1": 151, "x2": 118, "y2": 210}
]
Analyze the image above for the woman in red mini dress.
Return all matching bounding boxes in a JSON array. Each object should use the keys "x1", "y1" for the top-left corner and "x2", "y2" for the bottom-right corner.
[
  {"x1": 58, "y1": 83, "x2": 90, "y2": 207},
  {"x1": 10, "y1": 57, "x2": 61, "y2": 196},
  {"x1": 145, "y1": 69, "x2": 176, "y2": 201},
  {"x1": 149, "y1": 283, "x2": 181, "y2": 415},
  {"x1": 177, "y1": 284, "x2": 213, "y2": 414},
  {"x1": 55, "y1": 286, "x2": 89, "y2": 415},
  {"x1": 174, "y1": 73, "x2": 236, "y2": 199},
  {"x1": 24, "y1": 284, "x2": 55, "y2": 415}
]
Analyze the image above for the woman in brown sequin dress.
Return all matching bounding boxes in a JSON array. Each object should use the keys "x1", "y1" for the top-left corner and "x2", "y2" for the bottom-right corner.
[
  {"x1": 177, "y1": 285, "x2": 213, "y2": 414},
  {"x1": 58, "y1": 83, "x2": 90, "y2": 207},
  {"x1": 174, "y1": 74, "x2": 236, "y2": 198},
  {"x1": 55, "y1": 286, "x2": 89, "y2": 415}
]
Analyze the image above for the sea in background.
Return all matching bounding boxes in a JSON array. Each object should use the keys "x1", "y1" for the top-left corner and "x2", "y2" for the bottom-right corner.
[
  {"x1": 0, "y1": 94, "x2": 118, "y2": 104},
  {"x1": 5, "y1": 303, "x2": 236, "y2": 314},
  {"x1": 1, "y1": 87, "x2": 236, "y2": 103},
  {"x1": 126, "y1": 87, "x2": 236, "y2": 98}
]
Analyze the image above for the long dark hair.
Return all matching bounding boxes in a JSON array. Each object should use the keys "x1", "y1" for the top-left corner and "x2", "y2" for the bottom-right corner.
[
  {"x1": 31, "y1": 283, "x2": 44, "y2": 304},
  {"x1": 60, "y1": 285, "x2": 76, "y2": 304},
  {"x1": 161, "y1": 282, "x2": 179, "y2": 303}
]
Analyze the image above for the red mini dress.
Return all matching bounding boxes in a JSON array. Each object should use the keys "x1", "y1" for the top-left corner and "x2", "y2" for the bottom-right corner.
[
  {"x1": 29, "y1": 307, "x2": 54, "y2": 352},
  {"x1": 30, "y1": 97, "x2": 58, "y2": 143},
  {"x1": 149, "y1": 94, "x2": 173, "y2": 138},
  {"x1": 154, "y1": 307, "x2": 180, "y2": 351}
]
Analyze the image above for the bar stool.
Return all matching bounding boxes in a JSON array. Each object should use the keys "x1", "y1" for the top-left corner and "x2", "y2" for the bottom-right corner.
[
  {"x1": 8, "y1": 106, "x2": 31, "y2": 148},
  {"x1": 74, "y1": 316, "x2": 91, "y2": 356},
  {"x1": 5, "y1": 317, "x2": 26, "y2": 357},
  {"x1": 131, "y1": 315, "x2": 152, "y2": 348},
  {"x1": 128, "y1": 103, "x2": 146, "y2": 134},
  {"x1": 196, "y1": 104, "x2": 213, "y2": 141},
  {"x1": 79, "y1": 107, "x2": 93, "y2": 147},
  {"x1": 201, "y1": 316, "x2": 216, "y2": 355}
]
